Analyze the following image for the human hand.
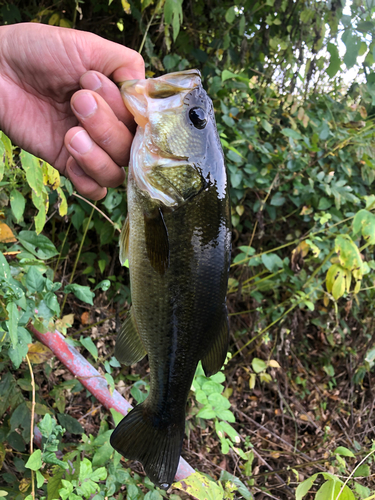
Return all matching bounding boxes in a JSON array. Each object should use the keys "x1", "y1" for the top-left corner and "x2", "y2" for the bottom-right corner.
[{"x1": 0, "y1": 23, "x2": 144, "y2": 199}]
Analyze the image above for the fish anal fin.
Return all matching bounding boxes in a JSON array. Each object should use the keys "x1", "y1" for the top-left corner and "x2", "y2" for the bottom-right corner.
[
  {"x1": 201, "y1": 309, "x2": 229, "y2": 377},
  {"x1": 110, "y1": 402, "x2": 184, "y2": 489},
  {"x1": 119, "y1": 215, "x2": 129, "y2": 266},
  {"x1": 115, "y1": 308, "x2": 147, "y2": 365},
  {"x1": 144, "y1": 208, "x2": 169, "y2": 275}
]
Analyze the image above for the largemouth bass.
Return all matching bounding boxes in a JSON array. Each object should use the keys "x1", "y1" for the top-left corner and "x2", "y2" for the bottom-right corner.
[{"x1": 110, "y1": 69, "x2": 231, "y2": 489}]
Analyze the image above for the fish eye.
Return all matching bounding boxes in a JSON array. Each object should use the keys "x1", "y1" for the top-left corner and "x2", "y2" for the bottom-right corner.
[{"x1": 189, "y1": 107, "x2": 207, "y2": 129}]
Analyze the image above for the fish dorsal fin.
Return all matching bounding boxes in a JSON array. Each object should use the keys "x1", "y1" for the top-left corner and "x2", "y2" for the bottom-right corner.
[
  {"x1": 144, "y1": 208, "x2": 170, "y2": 275},
  {"x1": 201, "y1": 307, "x2": 229, "y2": 377},
  {"x1": 115, "y1": 308, "x2": 147, "y2": 365},
  {"x1": 119, "y1": 215, "x2": 129, "y2": 266}
]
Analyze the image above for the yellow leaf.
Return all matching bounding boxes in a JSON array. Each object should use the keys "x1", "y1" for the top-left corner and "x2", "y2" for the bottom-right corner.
[
  {"x1": 42, "y1": 162, "x2": 60, "y2": 190},
  {"x1": 323, "y1": 294, "x2": 330, "y2": 307},
  {"x1": 19, "y1": 478, "x2": 31, "y2": 492},
  {"x1": 27, "y1": 341, "x2": 53, "y2": 364},
  {"x1": 55, "y1": 313, "x2": 75, "y2": 333},
  {"x1": 0, "y1": 222, "x2": 16, "y2": 243},
  {"x1": 249, "y1": 373, "x2": 256, "y2": 390},
  {"x1": 121, "y1": 0, "x2": 131, "y2": 14},
  {"x1": 174, "y1": 471, "x2": 224, "y2": 499},
  {"x1": 268, "y1": 359, "x2": 280, "y2": 369},
  {"x1": 57, "y1": 187, "x2": 67, "y2": 217},
  {"x1": 299, "y1": 414, "x2": 309, "y2": 421}
]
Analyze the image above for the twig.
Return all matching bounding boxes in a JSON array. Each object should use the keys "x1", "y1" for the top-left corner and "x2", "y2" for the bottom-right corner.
[
  {"x1": 251, "y1": 447, "x2": 294, "y2": 498},
  {"x1": 26, "y1": 354, "x2": 36, "y2": 500},
  {"x1": 78, "y1": 405, "x2": 103, "y2": 422},
  {"x1": 71, "y1": 192, "x2": 119, "y2": 231}
]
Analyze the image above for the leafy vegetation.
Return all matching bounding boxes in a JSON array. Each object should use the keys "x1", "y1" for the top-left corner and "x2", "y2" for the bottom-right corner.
[{"x1": 1, "y1": 0, "x2": 375, "y2": 499}]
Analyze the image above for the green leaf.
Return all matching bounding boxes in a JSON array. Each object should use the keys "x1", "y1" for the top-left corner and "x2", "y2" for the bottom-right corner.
[
  {"x1": 80, "y1": 336, "x2": 98, "y2": 360},
  {"x1": 281, "y1": 128, "x2": 302, "y2": 140},
  {"x1": 25, "y1": 449, "x2": 42, "y2": 471},
  {"x1": 164, "y1": 0, "x2": 183, "y2": 40},
  {"x1": 216, "y1": 409, "x2": 236, "y2": 422},
  {"x1": 225, "y1": 6, "x2": 236, "y2": 23},
  {"x1": 261, "y1": 119, "x2": 272, "y2": 134},
  {"x1": 219, "y1": 471, "x2": 253, "y2": 499},
  {"x1": 353, "y1": 209, "x2": 375, "y2": 244},
  {"x1": 335, "y1": 235, "x2": 363, "y2": 278},
  {"x1": 354, "y1": 482, "x2": 371, "y2": 498},
  {"x1": 8, "y1": 327, "x2": 32, "y2": 369},
  {"x1": 64, "y1": 284, "x2": 94, "y2": 305},
  {"x1": 57, "y1": 414, "x2": 84, "y2": 434},
  {"x1": 196, "y1": 406, "x2": 216, "y2": 419},
  {"x1": 36, "y1": 469, "x2": 45, "y2": 488},
  {"x1": 48, "y1": 468, "x2": 65, "y2": 500},
  {"x1": 334, "y1": 446, "x2": 355, "y2": 457},
  {"x1": 261, "y1": 253, "x2": 283, "y2": 272},
  {"x1": 90, "y1": 466, "x2": 107, "y2": 482},
  {"x1": 92, "y1": 440, "x2": 113, "y2": 467},
  {"x1": 270, "y1": 192, "x2": 286, "y2": 206},
  {"x1": 222, "y1": 69, "x2": 238, "y2": 82},
  {"x1": 252, "y1": 357, "x2": 267, "y2": 373},
  {"x1": 343, "y1": 33, "x2": 361, "y2": 69},
  {"x1": 20, "y1": 151, "x2": 44, "y2": 195},
  {"x1": 110, "y1": 408, "x2": 124, "y2": 427},
  {"x1": 10, "y1": 189, "x2": 26, "y2": 223},
  {"x1": 296, "y1": 474, "x2": 319, "y2": 499},
  {"x1": 93, "y1": 279, "x2": 111, "y2": 291},
  {"x1": 6, "y1": 301, "x2": 19, "y2": 348},
  {"x1": 326, "y1": 43, "x2": 341, "y2": 78},
  {"x1": 18, "y1": 231, "x2": 58, "y2": 259},
  {"x1": 26, "y1": 267, "x2": 45, "y2": 293},
  {"x1": 353, "y1": 464, "x2": 370, "y2": 477},
  {"x1": 208, "y1": 392, "x2": 231, "y2": 410}
]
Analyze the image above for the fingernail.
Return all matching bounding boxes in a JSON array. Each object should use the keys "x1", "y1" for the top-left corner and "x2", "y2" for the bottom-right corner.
[
  {"x1": 70, "y1": 130, "x2": 94, "y2": 154},
  {"x1": 70, "y1": 162, "x2": 85, "y2": 177},
  {"x1": 72, "y1": 92, "x2": 97, "y2": 118},
  {"x1": 81, "y1": 72, "x2": 102, "y2": 91}
]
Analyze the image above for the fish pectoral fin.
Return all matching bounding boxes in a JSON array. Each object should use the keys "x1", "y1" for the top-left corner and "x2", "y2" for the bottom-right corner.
[
  {"x1": 148, "y1": 164, "x2": 205, "y2": 206},
  {"x1": 144, "y1": 207, "x2": 170, "y2": 275},
  {"x1": 119, "y1": 215, "x2": 129, "y2": 266},
  {"x1": 115, "y1": 308, "x2": 147, "y2": 365},
  {"x1": 201, "y1": 307, "x2": 230, "y2": 377}
]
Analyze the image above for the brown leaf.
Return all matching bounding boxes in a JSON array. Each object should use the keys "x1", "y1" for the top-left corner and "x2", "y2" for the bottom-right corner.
[
  {"x1": 27, "y1": 341, "x2": 53, "y2": 364},
  {"x1": 81, "y1": 311, "x2": 91, "y2": 325},
  {"x1": 0, "y1": 222, "x2": 16, "y2": 243}
]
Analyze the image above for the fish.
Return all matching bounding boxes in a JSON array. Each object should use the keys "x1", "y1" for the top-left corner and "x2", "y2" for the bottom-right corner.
[{"x1": 110, "y1": 69, "x2": 231, "y2": 489}]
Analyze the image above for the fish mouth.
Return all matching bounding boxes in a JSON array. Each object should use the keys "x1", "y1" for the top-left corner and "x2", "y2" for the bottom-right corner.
[{"x1": 119, "y1": 70, "x2": 202, "y2": 128}]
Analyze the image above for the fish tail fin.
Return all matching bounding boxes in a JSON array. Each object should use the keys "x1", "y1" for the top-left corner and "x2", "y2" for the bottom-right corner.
[{"x1": 110, "y1": 403, "x2": 184, "y2": 489}]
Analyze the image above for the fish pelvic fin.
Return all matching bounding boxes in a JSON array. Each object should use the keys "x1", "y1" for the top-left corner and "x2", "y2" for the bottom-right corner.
[
  {"x1": 115, "y1": 308, "x2": 147, "y2": 365},
  {"x1": 119, "y1": 215, "x2": 129, "y2": 266},
  {"x1": 201, "y1": 307, "x2": 230, "y2": 377},
  {"x1": 110, "y1": 402, "x2": 184, "y2": 489}
]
